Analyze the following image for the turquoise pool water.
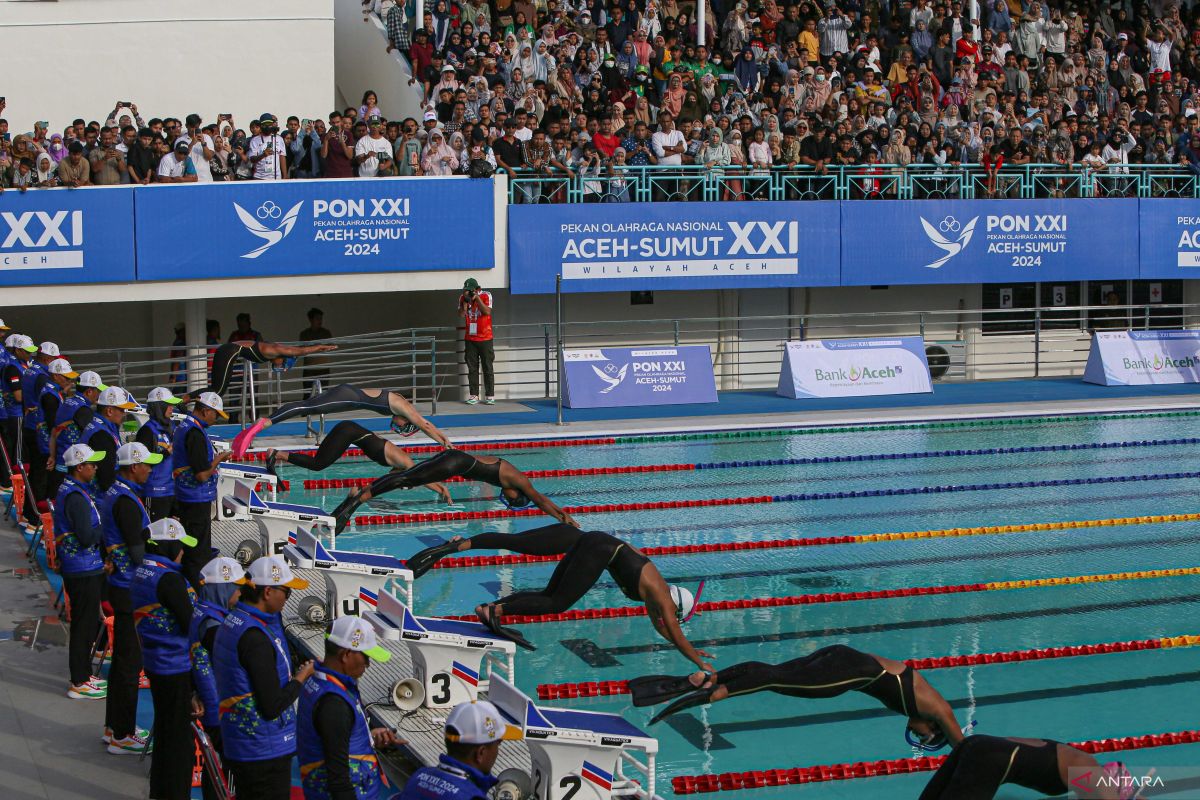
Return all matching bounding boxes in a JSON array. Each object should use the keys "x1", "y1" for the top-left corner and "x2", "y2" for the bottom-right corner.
[{"x1": 281, "y1": 414, "x2": 1200, "y2": 798}]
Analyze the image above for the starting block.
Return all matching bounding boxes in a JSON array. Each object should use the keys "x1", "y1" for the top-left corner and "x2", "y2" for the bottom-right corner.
[
  {"x1": 217, "y1": 463, "x2": 279, "y2": 518},
  {"x1": 365, "y1": 587, "x2": 516, "y2": 710},
  {"x1": 283, "y1": 529, "x2": 413, "y2": 626},
  {"x1": 489, "y1": 675, "x2": 659, "y2": 800},
  {"x1": 222, "y1": 480, "x2": 332, "y2": 562}
]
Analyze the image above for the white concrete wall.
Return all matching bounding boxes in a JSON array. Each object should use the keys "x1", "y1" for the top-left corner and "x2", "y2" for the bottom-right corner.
[
  {"x1": 0, "y1": 0, "x2": 335, "y2": 135},
  {"x1": 335, "y1": 0, "x2": 426, "y2": 125}
]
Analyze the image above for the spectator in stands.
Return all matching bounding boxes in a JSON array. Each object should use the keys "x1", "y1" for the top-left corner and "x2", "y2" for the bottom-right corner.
[
  {"x1": 248, "y1": 114, "x2": 287, "y2": 180},
  {"x1": 355, "y1": 120, "x2": 396, "y2": 177},
  {"x1": 57, "y1": 141, "x2": 91, "y2": 187},
  {"x1": 156, "y1": 140, "x2": 198, "y2": 183},
  {"x1": 298, "y1": 307, "x2": 333, "y2": 396},
  {"x1": 322, "y1": 112, "x2": 355, "y2": 178},
  {"x1": 127, "y1": 128, "x2": 159, "y2": 184},
  {"x1": 89, "y1": 128, "x2": 128, "y2": 185}
]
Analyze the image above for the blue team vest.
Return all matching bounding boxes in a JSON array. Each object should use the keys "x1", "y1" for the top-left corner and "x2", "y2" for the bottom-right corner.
[
  {"x1": 213, "y1": 602, "x2": 297, "y2": 761},
  {"x1": 81, "y1": 414, "x2": 120, "y2": 458},
  {"x1": 1, "y1": 353, "x2": 24, "y2": 418},
  {"x1": 20, "y1": 361, "x2": 48, "y2": 428},
  {"x1": 101, "y1": 477, "x2": 150, "y2": 590},
  {"x1": 173, "y1": 414, "x2": 216, "y2": 503},
  {"x1": 189, "y1": 601, "x2": 227, "y2": 730},
  {"x1": 35, "y1": 381, "x2": 65, "y2": 455},
  {"x1": 0, "y1": 351, "x2": 9, "y2": 421},
  {"x1": 131, "y1": 554, "x2": 196, "y2": 675},
  {"x1": 297, "y1": 664, "x2": 383, "y2": 800},
  {"x1": 53, "y1": 394, "x2": 90, "y2": 472},
  {"x1": 52, "y1": 476, "x2": 105, "y2": 575},
  {"x1": 141, "y1": 418, "x2": 176, "y2": 498},
  {"x1": 398, "y1": 755, "x2": 498, "y2": 800}
]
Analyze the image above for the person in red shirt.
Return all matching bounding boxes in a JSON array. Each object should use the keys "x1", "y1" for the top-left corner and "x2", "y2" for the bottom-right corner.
[
  {"x1": 592, "y1": 118, "x2": 621, "y2": 158},
  {"x1": 459, "y1": 278, "x2": 495, "y2": 404},
  {"x1": 955, "y1": 29, "x2": 980, "y2": 63}
]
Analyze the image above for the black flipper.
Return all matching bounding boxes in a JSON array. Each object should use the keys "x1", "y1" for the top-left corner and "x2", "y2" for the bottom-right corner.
[
  {"x1": 627, "y1": 675, "x2": 699, "y2": 708},
  {"x1": 406, "y1": 540, "x2": 461, "y2": 579},
  {"x1": 330, "y1": 491, "x2": 363, "y2": 535},
  {"x1": 649, "y1": 687, "x2": 718, "y2": 725},
  {"x1": 477, "y1": 605, "x2": 537, "y2": 652},
  {"x1": 264, "y1": 452, "x2": 279, "y2": 479}
]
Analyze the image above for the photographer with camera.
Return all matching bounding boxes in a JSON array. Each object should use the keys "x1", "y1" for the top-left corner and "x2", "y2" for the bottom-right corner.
[
  {"x1": 247, "y1": 113, "x2": 287, "y2": 181},
  {"x1": 458, "y1": 278, "x2": 495, "y2": 406}
]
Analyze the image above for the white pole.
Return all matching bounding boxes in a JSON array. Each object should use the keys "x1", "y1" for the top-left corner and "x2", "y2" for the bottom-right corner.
[
  {"x1": 416, "y1": 0, "x2": 425, "y2": 38},
  {"x1": 697, "y1": 0, "x2": 706, "y2": 47},
  {"x1": 185, "y1": 298, "x2": 206, "y2": 393}
]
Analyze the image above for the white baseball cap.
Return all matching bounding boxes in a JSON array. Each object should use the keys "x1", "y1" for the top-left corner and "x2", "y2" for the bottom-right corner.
[
  {"x1": 148, "y1": 387, "x2": 183, "y2": 405},
  {"x1": 445, "y1": 700, "x2": 523, "y2": 744},
  {"x1": 77, "y1": 371, "x2": 107, "y2": 390},
  {"x1": 63, "y1": 443, "x2": 105, "y2": 467},
  {"x1": 148, "y1": 517, "x2": 198, "y2": 548},
  {"x1": 196, "y1": 391, "x2": 229, "y2": 419},
  {"x1": 117, "y1": 442, "x2": 164, "y2": 466},
  {"x1": 327, "y1": 615, "x2": 391, "y2": 663},
  {"x1": 48, "y1": 358, "x2": 78, "y2": 378},
  {"x1": 98, "y1": 386, "x2": 137, "y2": 409},
  {"x1": 247, "y1": 555, "x2": 310, "y2": 590},
  {"x1": 0, "y1": 319, "x2": 9, "y2": 331},
  {"x1": 200, "y1": 556, "x2": 249, "y2": 585},
  {"x1": 7, "y1": 334, "x2": 37, "y2": 353},
  {"x1": 39, "y1": 341, "x2": 61, "y2": 357}
]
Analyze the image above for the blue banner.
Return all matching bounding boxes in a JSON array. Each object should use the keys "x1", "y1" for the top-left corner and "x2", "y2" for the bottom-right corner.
[
  {"x1": 135, "y1": 178, "x2": 494, "y2": 281},
  {"x1": 0, "y1": 187, "x2": 137, "y2": 286},
  {"x1": 562, "y1": 346, "x2": 718, "y2": 408},
  {"x1": 509, "y1": 201, "x2": 840, "y2": 294},
  {"x1": 1138, "y1": 199, "x2": 1200, "y2": 278},
  {"x1": 841, "y1": 199, "x2": 1140, "y2": 285}
]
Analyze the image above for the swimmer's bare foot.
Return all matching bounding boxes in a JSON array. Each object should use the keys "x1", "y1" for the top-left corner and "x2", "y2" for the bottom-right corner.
[{"x1": 686, "y1": 671, "x2": 725, "y2": 698}]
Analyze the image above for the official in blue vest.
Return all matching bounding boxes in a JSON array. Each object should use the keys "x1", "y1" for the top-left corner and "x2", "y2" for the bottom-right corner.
[
  {"x1": 131, "y1": 516, "x2": 200, "y2": 797},
  {"x1": 21, "y1": 341, "x2": 60, "y2": 523},
  {"x1": 102, "y1": 441, "x2": 162, "y2": 754},
  {"x1": 53, "y1": 443, "x2": 109, "y2": 701},
  {"x1": 38, "y1": 357, "x2": 78, "y2": 499},
  {"x1": 298, "y1": 615, "x2": 401, "y2": 800},
  {"x1": 48, "y1": 370, "x2": 105, "y2": 484},
  {"x1": 191, "y1": 556, "x2": 247, "y2": 800},
  {"x1": 0, "y1": 319, "x2": 11, "y2": 492},
  {"x1": 213, "y1": 555, "x2": 314, "y2": 800},
  {"x1": 398, "y1": 700, "x2": 522, "y2": 800},
  {"x1": 1, "y1": 334, "x2": 38, "y2": 511},
  {"x1": 174, "y1": 391, "x2": 231, "y2": 584},
  {"x1": 136, "y1": 387, "x2": 183, "y2": 521},
  {"x1": 83, "y1": 385, "x2": 138, "y2": 493}
]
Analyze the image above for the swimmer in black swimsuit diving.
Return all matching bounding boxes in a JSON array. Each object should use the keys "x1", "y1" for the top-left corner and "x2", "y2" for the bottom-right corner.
[
  {"x1": 630, "y1": 644, "x2": 964, "y2": 749},
  {"x1": 230, "y1": 383, "x2": 451, "y2": 457},
  {"x1": 328, "y1": 449, "x2": 577, "y2": 533},
  {"x1": 263, "y1": 421, "x2": 451, "y2": 504},
  {"x1": 422, "y1": 524, "x2": 710, "y2": 666},
  {"x1": 920, "y1": 735, "x2": 1131, "y2": 800},
  {"x1": 199, "y1": 340, "x2": 339, "y2": 398}
]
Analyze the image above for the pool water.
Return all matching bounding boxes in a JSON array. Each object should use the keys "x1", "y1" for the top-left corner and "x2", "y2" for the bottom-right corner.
[{"x1": 281, "y1": 413, "x2": 1200, "y2": 798}]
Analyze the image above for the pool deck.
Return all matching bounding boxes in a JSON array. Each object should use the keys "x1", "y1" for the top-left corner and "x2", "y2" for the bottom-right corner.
[{"x1": 215, "y1": 377, "x2": 1200, "y2": 450}]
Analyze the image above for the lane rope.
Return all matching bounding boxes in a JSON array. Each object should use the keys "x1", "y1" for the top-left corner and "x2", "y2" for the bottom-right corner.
[
  {"x1": 536, "y1": 634, "x2": 1200, "y2": 700},
  {"x1": 438, "y1": 566, "x2": 1200, "y2": 626},
  {"x1": 670, "y1": 729, "x2": 1200, "y2": 794},
  {"x1": 430, "y1": 513, "x2": 1200, "y2": 571},
  {"x1": 351, "y1": 470, "x2": 1200, "y2": 527}
]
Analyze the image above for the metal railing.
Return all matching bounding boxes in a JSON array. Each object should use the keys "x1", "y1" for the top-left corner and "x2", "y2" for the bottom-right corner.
[
  {"x1": 507, "y1": 162, "x2": 1200, "y2": 204},
  {"x1": 62, "y1": 302, "x2": 1198, "y2": 428}
]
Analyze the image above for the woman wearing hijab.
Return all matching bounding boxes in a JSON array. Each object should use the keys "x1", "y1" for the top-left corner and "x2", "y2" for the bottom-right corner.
[
  {"x1": 35, "y1": 152, "x2": 57, "y2": 187},
  {"x1": 662, "y1": 73, "x2": 686, "y2": 117},
  {"x1": 734, "y1": 48, "x2": 760, "y2": 93},
  {"x1": 911, "y1": 21, "x2": 933, "y2": 62},
  {"x1": 46, "y1": 133, "x2": 68, "y2": 164},
  {"x1": 422, "y1": 129, "x2": 459, "y2": 175},
  {"x1": 725, "y1": 129, "x2": 747, "y2": 199},
  {"x1": 680, "y1": 90, "x2": 706, "y2": 122},
  {"x1": 616, "y1": 40, "x2": 638, "y2": 80}
]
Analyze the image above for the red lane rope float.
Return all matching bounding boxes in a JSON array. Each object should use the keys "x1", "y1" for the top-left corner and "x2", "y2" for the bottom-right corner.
[
  {"x1": 536, "y1": 634, "x2": 1200, "y2": 700},
  {"x1": 239, "y1": 437, "x2": 621, "y2": 464},
  {"x1": 301, "y1": 463, "x2": 696, "y2": 490},
  {"x1": 439, "y1": 567, "x2": 1200, "y2": 626},
  {"x1": 671, "y1": 730, "x2": 1200, "y2": 794},
  {"x1": 353, "y1": 496, "x2": 775, "y2": 526}
]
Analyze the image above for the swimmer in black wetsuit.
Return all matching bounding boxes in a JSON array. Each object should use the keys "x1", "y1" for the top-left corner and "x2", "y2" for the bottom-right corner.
[
  {"x1": 433, "y1": 524, "x2": 710, "y2": 667},
  {"x1": 329, "y1": 449, "x2": 577, "y2": 533},
  {"x1": 264, "y1": 421, "x2": 451, "y2": 504},
  {"x1": 919, "y1": 735, "x2": 1129, "y2": 800},
  {"x1": 230, "y1": 383, "x2": 451, "y2": 457},
  {"x1": 199, "y1": 340, "x2": 339, "y2": 398},
  {"x1": 631, "y1": 644, "x2": 964, "y2": 749}
]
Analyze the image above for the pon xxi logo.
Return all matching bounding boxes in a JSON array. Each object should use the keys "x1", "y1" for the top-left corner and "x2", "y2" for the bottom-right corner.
[
  {"x1": 233, "y1": 200, "x2": 303, "y2": 259},
  {"x1": 591, "y1": 362, "x2": 629, "y2": 393},
  {"x1": 920, "y1": 215, "x2": 979, "y2": 269}
]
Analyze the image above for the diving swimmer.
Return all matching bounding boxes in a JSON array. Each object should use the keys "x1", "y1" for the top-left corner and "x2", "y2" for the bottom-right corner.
[
  {"x1": 230, "y1": 383, "x2": 451, "y2": 458},
  {"x1": 919, "y1": 735, "x2": 1131, "y2": 800},
  {"x1": 329, "y1": 449, "x2": 577, "y2": 533},
  {"x1": 423, "y1": 524, "x2": 709, "y2": 666},
  {"x1": 200, "y1": 340, "x2": 338, "y2": 398},
  {"x1": 264, "y1": 420, "x2": 451, "y2": 504},
  {"x1": 630, "y1": 644, "x2": 964, "y2": 750}
]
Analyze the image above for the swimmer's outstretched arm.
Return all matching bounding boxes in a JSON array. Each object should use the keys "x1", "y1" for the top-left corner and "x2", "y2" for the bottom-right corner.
[
  {"x1": 387, "y1": 392, "x2": 452, "y2": 449},
  {"x1": 258, "y1": 341, "x2": 339, "y2": 358},
  {"x1": 644, "y1": 574, "x2": 714, "y2": 672},
  {"x1": 510, "y1": 473, "x2": 578, "y2": 527}
]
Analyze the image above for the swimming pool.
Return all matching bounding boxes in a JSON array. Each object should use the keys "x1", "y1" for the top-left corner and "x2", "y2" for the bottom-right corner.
[{"x1": 281, "y1": 412, "x2": 1200, "y2": 798}]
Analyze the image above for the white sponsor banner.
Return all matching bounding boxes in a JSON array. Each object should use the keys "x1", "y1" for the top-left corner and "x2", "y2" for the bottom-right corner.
[
  {"x1": 1083, "y1": 331, "x2": 1200, "y2": 385},
  {"x1": 777, "y1": 337, "x2": 934, "y2": 399}
]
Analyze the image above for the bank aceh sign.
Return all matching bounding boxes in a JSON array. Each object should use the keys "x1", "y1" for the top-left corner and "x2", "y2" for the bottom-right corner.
[{"x1": 135, "y1": 178, "x2": 494, "y2": 281}]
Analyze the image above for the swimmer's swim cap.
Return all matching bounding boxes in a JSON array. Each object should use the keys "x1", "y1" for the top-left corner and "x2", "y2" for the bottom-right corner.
[
  {"x1": 499, "y1": 491, "x2": 536, "y2": 511},
  {"x1": 670, "y1": 584, "x2": 697, "y2": 623},
  {"x1": 1102, "y1": 762, "x2": 1137, "y2": 800},
  {"x1": 390, "y1": 420, "x2": 420, "y2": 437}
]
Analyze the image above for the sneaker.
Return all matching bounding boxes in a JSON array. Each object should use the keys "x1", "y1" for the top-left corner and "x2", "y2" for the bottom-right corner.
[
  {"x1": 68, "y1": 680, "x2": 106, "y2": 700},
  {"x1": 0, "y1": 484, "x2": 12, "y2": 495},
  {"x1": 138, "y1": 672, "x2": 150, "y2": 690},
  {"x1": 102, "y1": 726, "x2": 150, "y2": 745},
  {"x1": 107, "y1": 733, "x2": 151, "y2": 755},
  {"x1": 484, "y1": 397, "x2": 496, "y2": 405},
  {"x1": 88, "y1": 675, "x2": 108, "y2": 688},
  {"x1": 466, "y1": 396, "x2": 479, "y2": 405}
]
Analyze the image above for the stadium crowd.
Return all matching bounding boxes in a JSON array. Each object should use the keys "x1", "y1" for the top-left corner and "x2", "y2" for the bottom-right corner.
[{"x1": 3, "y1": 0, "x2": 1200, "y2": 197}]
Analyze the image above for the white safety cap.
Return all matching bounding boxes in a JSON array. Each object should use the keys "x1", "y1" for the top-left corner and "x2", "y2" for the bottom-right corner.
[
  {"x1": 247, "y1": 555, "x2": 309, "y2": 590},
  {"x1": 327, "y1": 615, "x2": 392, "y2": 663},
  {"x1": 196, "y1": 391, "x2": 229, "y2": 419},
  {"x1": 148, "y1": 517, "x2": 198, "y2": 548},
  {"x1": 7, "y1": 334, "x2": 38, "y2": 353},
  {"x1": 48, "y1": 358, "x2": 78, "y2": 378},
  {"x1": 116, "y1": 442, "x2": 163, "y2": 466},
  {"x1": 200, "y1": 556, "x2": 248, "y2": 585},
  {"x1": 148, "y1": 387, "x2": 183, "y2": 405},
  {"x1": 77, "y1": 371, "x2": 107, "y2": 390},
  {"x1": 445, "y1": 700, "x2": 523, "y2": 744},
  {"x1": 39, "y1": 341, "x2": 61, "y2": 357},
  {"x1": 98, "y1": 386, "x2": 138, "y2": 409},
  {"x1": 64, "y1": 443, "x2": 105, "y2": 467}
]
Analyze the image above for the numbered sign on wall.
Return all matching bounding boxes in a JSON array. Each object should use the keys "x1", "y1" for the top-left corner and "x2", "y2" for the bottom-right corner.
[
  {"x1": 999, "y1": 288, "x2": 1014, "y2": 309},
  {"x1": 1052, "y1": 286, "x2": 1067, "y2": 307}
]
